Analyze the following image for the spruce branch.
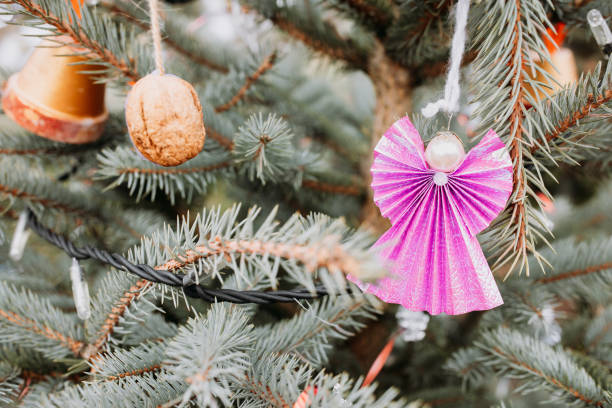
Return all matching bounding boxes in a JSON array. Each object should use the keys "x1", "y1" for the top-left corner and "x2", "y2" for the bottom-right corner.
[
  {"x1": 0, "y1": 159, "x2": 101, "y2": 218},
  {"x1": 0, "y1": 282, "x2": 84, "y2": 359},
  {"x1": 527, "y1": 59, "x2": 612, "y2": 164},
  {"x1": 531, "y1": 90, "x2": 612, "y2": 154},
  {"x1": 472, "y1": 0, "x2": 555, "y2": 276},
  {"x1": 103, "y1": 364, "x2": 162, "y2": 382},
  {"x1": 96, "y1": 145, "x2": 233, "y2": 204},
  {"x1": 163, "y1": 304, "x2": 254, "y2": 407},
  {"x1": 24, "y1": 207, "x2": 352, "y2": 306},
  {"x1": 445, "y1": 347, "x2": 494, "y2": 389},
  {"x1": 0, "y1": 114, "x2": 124, "y2": 158},
  {"x1": 584, "y1": 306, "x2": 612, "y2": 364},
  {"x1": 254, "y1": 297, "x2": 378, "y2": 367},
  {"x1": 2, "y1": 0, "x2": 142, "y2": 82},
  {"x1": 88, "y1": 341, "x2": 165, "y2": 382},
  {"x1": 241, "y1": 1, "x2": 372, "y2": 67},
  {"x1": 215, "y1": 52, "x2": 277, "y2": 113},
  {"x1": 98, "y1": 0, "x2": 228, "y2": 73},
  {"x1": 508, "y1": 0, "x2": 528, "y2": 274},
  {"x1": 237, "y1": 353, "x2": 312, "y2": 407},
  {"x1": 384, "y1": 0, "x2": 453, "y2": 69},
  {"x1": 525, "y1": 236, "x2": 612, "y2": 303},
  {"x1": 97, "y1": 118, "x2": 363, "y2": 203},
  {"x1": 476, "y1": 328, "x2": 610, "y2": 407},
  {"x1": 567, "y1": 350, "x2": 612, "y2": 393},
  {"x1": 207, "y1": 127, "x2": 235, "y2": 150},
  {"x1": 43, "y1": 372, "x2": 186, "y2": 407},
  {"x1": 139, "y1": 205, "x2": 384, "y2": 296},
  {"x1": 334, "y1": 0, "x2": 393, "y2": 28},
  {"x1": 0, "y1": 362, "x2": 22, "y2": 405},
  {"x1": 233, "y1": 112, "x2": 294, "y2": 184},
  {"x1": 535, "y1": 262, "x2": 612, "y2": 284},
  {"x1": 86, "y1": 279, "x2": 150, "y2": 361},
  {"x1": 297, "y1": 371, "x2": 406, "y2": 408},
  {"x1": 301, "y1": 179, "x2": 362, "y2": 196}
]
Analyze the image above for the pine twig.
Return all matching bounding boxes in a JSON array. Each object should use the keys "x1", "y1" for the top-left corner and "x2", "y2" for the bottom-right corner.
[
  {"x1": 274, "y1": 17, "x2": 359, "y2": 65},
  {"x1": 8, "y1": 0, "x2": 140, "y2": 82},
  {"x1": 492, "y1": 347, "x2": 606, "y2": 407},
  {"x1": 342, "y1": 0, "x2": 392, "y2": 26},
  {"x1": 535, "y1": 262, "x2": 612, "y2": 284},
  {"x1": 0, "y1": 148, "x2": 58, "y2": 156},
  {"x1": 155, "y1": 236, "x2": 360, "y2": 276},
  {"x1": 281, "y1": 300, "x2": 365, "y2": 353},
  {"x1": 215, "y1": 52, "x2": 277, "y2": 113},
  {"x1": 103, "y1": 364, "x2": 162, "y2": 381},
  {"x1": 99, "y1": 1, "x2": 228, "y2": 73},
  {"x1": 586, "y1": 322, "x2": 612, "y2": 351},
  {"x1": 530, "y1": 90, "x2": 612, "y2": 154},
  {"x1": 86, "y1": 279, "x2": 151, "y2": 360},
  {"x1": 0, "y1": 184, "x2": 91, "y2": 217},
  {"x1": 406, "y1": 0, "x2": 453, "y2": 51},
  {"x1": 508, "y1": 0, "x2": 528, "y2": 263},
  {"x1": 207, "y1": 128, "x2": 235, "y2": 150},
  {"x1": 24, "y1": 208, "x2": 340, "y2": 304},
  {"x1": 242, "y1": 4, "x2": 363, "y2": 66},
  {"x1": 0, "y1": 309, "x2": 84, "y2": 356},
  {"x1": 244, "y1": 374, "x2": 291, "y2": 408},
  {"x1": 301, "y1": 180, "x2": 362, "y2": 196},
  {"x1": 117, "y1": 161, "x2": 232, "y2": 175}
]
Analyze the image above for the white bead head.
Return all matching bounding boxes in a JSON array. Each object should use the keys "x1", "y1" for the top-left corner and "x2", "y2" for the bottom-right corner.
[{"x1": 424, "y1": 131, "x2": 466, "y2": 173}]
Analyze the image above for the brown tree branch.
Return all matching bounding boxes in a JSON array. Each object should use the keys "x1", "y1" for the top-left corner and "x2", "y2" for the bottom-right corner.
[
  {"x1": 508, "y1": 0, "x2": 527, "y2": 257},
  {"x1": 241, "y1": 5, "x2": 362, "y2": 66},
  {"x1": 492, "y1": 347, "x2": 606, "y2": 407},
  {"x1": 0, "y1": 309, "x2": 84, "y2": 356},
  {"x1": 117, "y1": 160, "x2": 232, "y2": 175},
  {"x1": 530, "y1": 90, "x2": 612, "y2": 154},
  {"x1": 244, "y1": 374, "x2": 291, "y2": 408},
  {"x1": 215, "y1": 52, "x2": 277, "y2": 113},
  {"x1": 86, "y1": 279, "x2": 150, "y2": 360},
  {"x1": 535, "y1": 262, "x2": 612, "y2": 284},
  {"x1": 301, "y1": 180, "x2": 362, "y2": 196},
  {"x1": 342, "y1": 0, "x2": 393, "y2": 26},
  {"x1": 154, "y1": 236, "x2": 360, "y2": 276},
  {"x1": 207, "y1": 128, "x2": 235, "y2": 150},
  {"x1": 103, "y1": 364, "x2": 162, "y2": 381},
  {"x1": 98, "y1": 1, "x2": 228, "y2": 73},
  {"x1": 9, "y1": 0, "x2": 140, "y2": 82},
  {"x1": 0, "y1": 184, "x2": 93, "y2": 217},
  {"x1": 282, "y1": 300, "x2": 365, "y2": 352}
]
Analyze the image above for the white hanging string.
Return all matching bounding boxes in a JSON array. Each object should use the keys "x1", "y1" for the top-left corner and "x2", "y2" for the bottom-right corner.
[
  {"x1": 421, "y1": 0, "x2": 471, "y2": 118},
  {"x1": 9, "y1": 211, "x2": 31, "y2": 261}
]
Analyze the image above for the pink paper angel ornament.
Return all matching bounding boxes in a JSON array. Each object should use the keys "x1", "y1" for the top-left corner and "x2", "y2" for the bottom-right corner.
[{"x1": 351, "y1": 116, "x2": 513, "y2": 315}]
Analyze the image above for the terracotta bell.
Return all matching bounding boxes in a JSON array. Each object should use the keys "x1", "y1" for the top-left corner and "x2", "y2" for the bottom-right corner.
[
  {"x1": 524, "y1": 23, "x2": 578, "y2": 104},
  {"x1": 1, "y1": 37, "x2": 108, "y2": 143}
]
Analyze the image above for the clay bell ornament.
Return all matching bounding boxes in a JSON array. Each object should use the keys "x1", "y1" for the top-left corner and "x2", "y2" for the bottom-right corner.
[
  {"x1": 524, "y1": 22, "x2": 578, "y2": 103},
  {"x1": 1, "y1": 37, "x2": 108, "y2": 144},
  {"x1": 125, "y1": 72, "x2": 206, "y2": 167}
]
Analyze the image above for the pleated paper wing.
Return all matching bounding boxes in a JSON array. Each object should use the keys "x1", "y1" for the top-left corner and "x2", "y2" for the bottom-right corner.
[{"x1": 351, "y1": 117, "x2": 513, "y2": 315}]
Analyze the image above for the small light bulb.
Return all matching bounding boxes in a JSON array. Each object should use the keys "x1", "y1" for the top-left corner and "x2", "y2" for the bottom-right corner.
[
  {"x1": 70, "y1": 258, "x2": 91, "y2": 320},
  {"x1": 9, "y1": 211, "x2": 31, "y2": 262},
  {"x1": 587, "y1": 9, "x2": 612, "y2": 54}
]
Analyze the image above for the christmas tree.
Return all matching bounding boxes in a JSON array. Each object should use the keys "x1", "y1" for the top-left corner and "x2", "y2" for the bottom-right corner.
[{"x1": 0, "y1": 0, "x2": 610, "y2": 406}]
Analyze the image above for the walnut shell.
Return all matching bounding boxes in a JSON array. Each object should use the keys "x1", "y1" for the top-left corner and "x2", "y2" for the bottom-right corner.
[{"x1": 125, "y1": 73, "x2": 205, "y2": 166}]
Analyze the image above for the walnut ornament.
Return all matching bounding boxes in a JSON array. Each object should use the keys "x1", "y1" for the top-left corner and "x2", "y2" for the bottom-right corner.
[{"x1": 125, "y1": 73, "x2": 205, "y2": 167}]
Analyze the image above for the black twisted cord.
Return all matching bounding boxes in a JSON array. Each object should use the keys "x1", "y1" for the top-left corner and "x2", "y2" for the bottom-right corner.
[{"x1": 24, "y1": 208, "x2": 336, "y2": 304}]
